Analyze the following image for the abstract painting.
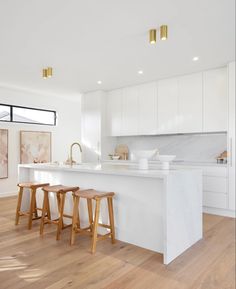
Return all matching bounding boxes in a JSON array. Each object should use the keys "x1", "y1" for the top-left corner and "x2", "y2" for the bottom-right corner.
[
  {"x1": 0, "y1": 129, "x2": 8, "y2": 179},
  {"x1": 20, "y1": 131, "x2": 51, "y2": 164}
]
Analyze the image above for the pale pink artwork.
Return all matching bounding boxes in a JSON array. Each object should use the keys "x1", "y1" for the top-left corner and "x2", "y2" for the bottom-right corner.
[
  {"x1": 0, "y1": 129, "x2": 8, "y2": 179},
  {"x1": 20, "y1": 131, "x2": 51, "y2": 164}
]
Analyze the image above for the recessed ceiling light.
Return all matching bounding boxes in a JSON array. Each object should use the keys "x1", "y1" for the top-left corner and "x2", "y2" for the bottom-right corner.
[
  {"x1": 138, "y1": 70, "x2": 143, "y2": 75},
  {"x1": 97, "y1": 80, "x2": 102, "y2": 84},
  {"x1": 192, "y1": 56, "x2": 199, "y2": 61}
]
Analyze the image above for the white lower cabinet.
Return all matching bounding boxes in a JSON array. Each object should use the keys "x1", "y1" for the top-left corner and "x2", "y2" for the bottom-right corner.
[
  {"x1": 177, "y1": 165, "x2": 229, "y2": 212},
  {"x1": 203, "y1": 191, "x2": 228, "y2": 209},
  {"x1": 200, "y1": 167, "x2": 228, "y2": 209}
]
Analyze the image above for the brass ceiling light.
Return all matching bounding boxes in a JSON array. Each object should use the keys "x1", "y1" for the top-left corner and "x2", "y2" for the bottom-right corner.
[
  {"x1": 42, "y1": 68, "x2": 48, "y2": 78},
  {"x1": 160, "y1": 25, "x2": 168, "y2": 40},
  {"x1": 42, "y1": 67, "x2": 53, "y2": 78},
  {"x1": 149, "y1": 29, "x2": 157, "y2": 44},
  {"x1": 47, "y1": 67, "x2": 53, "y2": 77}
]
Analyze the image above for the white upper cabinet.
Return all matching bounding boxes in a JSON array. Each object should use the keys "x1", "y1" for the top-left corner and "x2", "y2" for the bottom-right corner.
[
  {"x1": 122, "y1": 86, "x2": 139, "y2": 135},
  {"x1": 203, "y1": 67, "x2": 227, "y2": 132},
  {"x1": 178, "y1": 73, "x2": 203, "y2": 133},
  {"x1": 138, "y1": 82, "x2": 158, "y2": 135},
  {"x1": 107, "y1": 89, "x2": 123, "y2": 136},
  {"x1": 157, "y1": 78, "x2": 179, "y2": 134},
  {"x1": 106, "y1": 67, "x2": 228, "y2": 136}
]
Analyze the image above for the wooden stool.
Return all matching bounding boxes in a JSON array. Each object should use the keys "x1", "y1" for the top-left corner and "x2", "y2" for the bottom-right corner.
[
  {"x1": 71, "y1": 189, "x2": 115, "y2": 253},
  {"x1": 40, "y1": 185, "x2": 79, "y2": 240},
  {"x1": 15, "y1": 182, "x2": 50, "y2": 229}
]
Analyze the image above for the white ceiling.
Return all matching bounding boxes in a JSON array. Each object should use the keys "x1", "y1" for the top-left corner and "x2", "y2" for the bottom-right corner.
[{"x1": 0, "y1": 0, "x2": 235, "y2": 98}]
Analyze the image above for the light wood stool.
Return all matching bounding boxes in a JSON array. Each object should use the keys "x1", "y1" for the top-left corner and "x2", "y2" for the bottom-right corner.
[
  {"x1": 15, "y1": 182, "x2": 50, "y2": 229},
  {"x1": 40, "y1": 185, "x2": 79, "y2": 240},
  {"x1": 71, "y1": 189, "x2": 115, "y2": 253}
]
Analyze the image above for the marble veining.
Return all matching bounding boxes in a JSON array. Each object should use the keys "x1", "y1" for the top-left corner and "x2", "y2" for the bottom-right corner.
[{"x1": 115, "y1": 133, "x2": 227, "y2": 163}]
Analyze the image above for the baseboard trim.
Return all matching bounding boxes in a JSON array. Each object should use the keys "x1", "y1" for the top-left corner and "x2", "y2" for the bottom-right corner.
[
  {"x1": 0, "y1": 192, "x2": 17, "y2": 198},
  {"x1": 203, "y1": 206, "x2": 236, "y2": 218}
]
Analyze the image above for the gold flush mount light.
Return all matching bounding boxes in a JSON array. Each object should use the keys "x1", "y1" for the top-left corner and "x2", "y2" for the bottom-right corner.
[
  {"x1": 149, "y1": 25, "x2": 168, "y2": 44},
  {"x1": 149, "y1": 29, "x2": 157, "y2": 44},
  {"x1": 160, "y1": 25, "x2": 168, "y2": 40},
  {"x1": 42, "y1": 67, "x2": 53, "y2": 78}
]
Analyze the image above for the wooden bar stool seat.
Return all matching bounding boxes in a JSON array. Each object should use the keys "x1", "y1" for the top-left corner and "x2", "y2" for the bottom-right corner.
[
  {"x1": 71, "y1": 189, "x2": 115, "y2": 253},
  {"x1": 15, "y1": 182, "x2": 50, "y2": 229},
  {"x1": 40, "y1": 185, "x2": 79, "y2": 240}
]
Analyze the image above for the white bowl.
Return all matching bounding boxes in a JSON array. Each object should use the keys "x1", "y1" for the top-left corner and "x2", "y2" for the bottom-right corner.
[
  {"x1": 158, "y1": 155, "x2": 176, "y2": 162},
  {"x1": 131, "y1": 149, "x2": 158, "y2": 161},
  {"x1": 112, "y1": 155, "x2": 120, "y2": 160}
]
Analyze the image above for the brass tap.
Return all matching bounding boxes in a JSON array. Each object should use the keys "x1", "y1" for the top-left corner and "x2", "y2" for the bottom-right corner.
[{"x1": 69, "y1": 142, "x2": 82, "y2": 165}]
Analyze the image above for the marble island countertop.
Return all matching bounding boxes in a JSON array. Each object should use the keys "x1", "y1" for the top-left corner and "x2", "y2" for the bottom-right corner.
[
  {"x1": 18, "y1": 162, "x2": 201, "y2": 179},
  {"x1": 18, "y1": 161, "x2": 202, "y2": 265}
]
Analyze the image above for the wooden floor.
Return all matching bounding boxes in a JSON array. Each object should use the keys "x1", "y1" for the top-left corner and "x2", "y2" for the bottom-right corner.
[{"x1": 0, "y1": 196, "x2": 235, "y2": 289}]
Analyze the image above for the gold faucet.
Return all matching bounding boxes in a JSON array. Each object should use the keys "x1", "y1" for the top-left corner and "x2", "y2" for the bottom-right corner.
[{"x1": 69, "y1": 142, "x2": 82, "y2": 165}]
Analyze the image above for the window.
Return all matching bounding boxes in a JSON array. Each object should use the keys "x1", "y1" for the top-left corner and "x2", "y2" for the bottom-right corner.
[
  {"x1": 0, "y1": 104, "x2": 56, "y2": 126},
  {"x1": 0, "y1": 104, "x2": 11, "y2": 121}
]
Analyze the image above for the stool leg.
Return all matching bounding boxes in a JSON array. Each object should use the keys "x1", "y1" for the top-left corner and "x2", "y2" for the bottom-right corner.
[
  {"x1": 91, "y1": 199, "x2": 101, "y2": 254},
  {"x1": 107, "y1": 197, "x2": 115, "y2": 244},
  {"x1": 46, "y1": 193, "x2": 51, "y2": 220},
  {"x1": 56, "y1": 193, "x2": 66, "y2": 241},
  {"x1": 40, "y1": 191, "x2": 48, "y2": 236},
  {"x1": 87, "y1": 199, "x2": 93, "y2": 232},
  {"x1": 34, "y1": 196, "x2": 38, "y2": 218},
  {"x1": 56, "y1": 193, "x2": 63, "y2": 227},
  {"x1": 70, "y1": 196, "x2": 79, "y2": 245},
  {"x1": 28, "y1": 188, "x2": 36, "y2": 230},
  {"x1": 15, "y1": 187, "x2": 23, "y2": 225}
]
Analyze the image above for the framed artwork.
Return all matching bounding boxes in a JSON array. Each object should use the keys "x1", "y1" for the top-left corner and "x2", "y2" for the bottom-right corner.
[
  {"x1": 0, "y1": 129, "x2": 8, "y2": 179},
  {"x1": 20, "y1": 131, "x2": 51, "y2": 164}
]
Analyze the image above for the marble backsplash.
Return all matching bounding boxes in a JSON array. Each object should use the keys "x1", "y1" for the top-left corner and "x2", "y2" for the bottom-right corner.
[{"x1": 114, "y1": 133, "x2": 227, "y2": 163}]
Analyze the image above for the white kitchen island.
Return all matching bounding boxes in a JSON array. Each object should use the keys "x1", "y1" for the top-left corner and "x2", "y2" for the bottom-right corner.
[{"x1": 18, "y1": 163, "x2": 202, "y2": 265}]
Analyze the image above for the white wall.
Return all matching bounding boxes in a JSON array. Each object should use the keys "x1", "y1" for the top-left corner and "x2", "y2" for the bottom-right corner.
[{"x1": 0, "y1": 86, "x2": 81, "y2": 196}]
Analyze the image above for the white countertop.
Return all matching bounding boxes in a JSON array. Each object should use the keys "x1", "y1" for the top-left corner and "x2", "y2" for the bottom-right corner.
[
  {"x1": 18, "y1": 162, "x2": 201, "y2": 179},
  {"x1": 103, "y1": 159, "x2": 227, "y2": 167}
]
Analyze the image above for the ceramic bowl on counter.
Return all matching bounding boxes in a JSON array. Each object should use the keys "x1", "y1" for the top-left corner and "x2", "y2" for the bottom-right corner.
[
  {"x1": 111, "y1": 155, "x2": 120, "y2": 160},
  {"x1": 158, "y1": 155, "x2": 176, "y2": 170}
]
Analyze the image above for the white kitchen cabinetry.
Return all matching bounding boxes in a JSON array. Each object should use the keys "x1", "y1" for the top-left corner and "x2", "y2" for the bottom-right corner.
[
  {"x1": 138, "y1": 82, "x2": 158, "y2": 135},
  {"x1": 227, "y1": 62, "x2": 235, "y2": 212},
  {"x1": 203, "y1": 167, "x2": 228, "y2": 210},
  {"x1": 203, "y1": 67, "x2": 227, "y2": 132},
  {"x1": 107, "y1": 89, "x2": 123, "y2": 136},
  {"x1": 178, "y1": 73, "x2": 203, "y2": 133},
  {"x1": 106, "y1": 67, "x2": 228, "y2": 137},
  {"x1": 157, "y1": 78, "x2": 179, "y2": 134},
  {"x1": 122, "y1": 86, "x2": 139, "y2": 135},
  {"x1": 176, "y1": 164, "x2": 231, "y2": 215}
]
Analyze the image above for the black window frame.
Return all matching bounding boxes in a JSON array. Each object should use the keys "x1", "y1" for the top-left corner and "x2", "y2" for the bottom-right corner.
[{"x1": 0, "y1": 103, "x2": 57, "y2": 126}]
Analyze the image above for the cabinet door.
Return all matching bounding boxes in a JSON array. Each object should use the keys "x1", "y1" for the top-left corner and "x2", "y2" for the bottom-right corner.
[
  {"x1": 122, "y1": 86, "x2": 138, "y2": 135},
  {"x1": 178, "y1": 73, "x2": 203, "y2": 133},
  {"x1": 157, "y1": 78, "x2": 179, "y2": 134},
  {"x1": 107, "y1": 89, "x2": 123, "y2": 136},
  {"x1": 138, "y1": 82, "x2": 158, "y2": 135},
  {"x1": 203, "y1": 68, "x2": 227, "y2": 132}
]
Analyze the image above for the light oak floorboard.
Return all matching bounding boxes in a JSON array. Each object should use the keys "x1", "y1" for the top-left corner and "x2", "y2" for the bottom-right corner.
[{"x1": 0, "y1": 196, "x2": 235, "y2": 289}]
